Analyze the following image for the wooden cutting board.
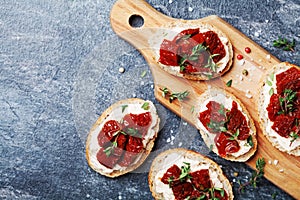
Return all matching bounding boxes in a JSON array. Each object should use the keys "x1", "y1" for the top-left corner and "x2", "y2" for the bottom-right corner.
[{"x1": 110, "y1": 0, "x2": 300, "y2": 198}]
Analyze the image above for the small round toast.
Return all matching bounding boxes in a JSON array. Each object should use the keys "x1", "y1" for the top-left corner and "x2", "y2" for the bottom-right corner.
[
  {"x1": 194, "y1": 88, "x2": 257, "y2": 162},
  {"x1": 258, "y1": 62, "x2": 300, "y2": 156},
  {"x1": 148, "y1": 20, "x2": 233, "y2": 80},
  {"x1": 148, "y1": 148, "x2": 234, "y2": 200},
  {"x1": 86, "y1": 98, "x2": 160, "y2": 177}
]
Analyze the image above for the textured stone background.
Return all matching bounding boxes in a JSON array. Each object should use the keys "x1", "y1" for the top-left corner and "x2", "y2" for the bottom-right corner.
[{"x1": 1, "y1": 0, "x2": 300, "y2": 199}]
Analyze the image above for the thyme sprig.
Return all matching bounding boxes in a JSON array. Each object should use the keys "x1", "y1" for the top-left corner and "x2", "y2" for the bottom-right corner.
[
  {"x1": 238, "y1": 157, "x2": 266, "y2": 193},
  {"x1": 179, "y1": 43, "x2": 219, "y2": 73},
  {"x1": 103, "y1": 141, "x2": 118, "y2": 156},
  {"x1": 273, "y1": 36, "x2": 296, "y2": 52},
  {"x1": 160, "y1": 87, "x2": 189, "y2": 103},
  {"x1": 278, "y1": 89, "x2": 297, "y2": 115}
]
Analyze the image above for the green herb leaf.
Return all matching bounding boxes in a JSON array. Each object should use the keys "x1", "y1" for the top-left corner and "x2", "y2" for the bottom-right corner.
[
  {"x1": 103, "y1": 141, "x2": 118, "y2": 157},
  {"x1": 238, "y1": 157, "x2": 266, "y2": 192},
  {"x1": 289, "y1": 132, "x2": 299, "y2": 146},
  {"x1": 273, "y1": 36, "x2": 296, "y2": 52},
  {"x1": 226, "y1": 79, "x2": 232, "y2": 87},
  {"x1": 121, "y1": 105, "x2": 128, "y2": 113},
  {"x1": 266, "y1": 80, "x2": 273, "y2": 86},
  {"x1": 141, "y1": 70, "x2": 147, "y2": 77},
  {"x1": 269, "y1": 88, "x2": 274, "y2": 96},
  {"x1": 247, "y1": 135, "x2": 254, "y2": 147},
  {"x1": 141, "y1": 102, "x2": 150, "y2": 110},
  {"x1": 179, "y1": 162, "x2": 192, "y2": 181},
  {"x1": 278, "y1": 89, "x2": 297, "y2": 114},
  {"x1": 229, "y1": 129, "x2": 240, "y2": 140},
  {"x1": 270, "y1": 73, "x2": 275, "y2": 81}
]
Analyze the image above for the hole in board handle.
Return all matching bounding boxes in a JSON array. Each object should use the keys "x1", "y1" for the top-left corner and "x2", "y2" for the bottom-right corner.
[{"x1": 129, "y1": 14, "x2": 144, "y2": 28}]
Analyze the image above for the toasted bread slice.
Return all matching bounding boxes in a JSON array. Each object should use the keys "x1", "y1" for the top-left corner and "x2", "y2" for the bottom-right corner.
[
  {"x1": 149, "y1": 148, "x2": 234, "y2": 200},
  {"x1": 148, "y1": 20, "x2": 233, "y2": 80},
  {"x1": 86, "y1": 98, "x2": 160, "y2": 177},
  {"x1": 258, "y1": 62, "x2": 300, "y2": 156},
  {"x1": 194, "y1": 88, "x2": 257, "y2": 162}
]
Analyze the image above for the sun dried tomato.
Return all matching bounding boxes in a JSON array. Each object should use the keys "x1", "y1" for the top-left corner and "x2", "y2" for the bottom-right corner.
[
  {"x1": 212, "y1": 189, "x2": 228, "y2": 200},
  {"x1": 118, "y1": 136, "x2": 142, "y2": 167},
  {"x1": 226, "y1": 101, "x2": 250, "y2": 140},
  {"x1": 159, "y1": 39, "x2": 179, "y2": 66},
  {"x1": 271, "y1": 115, "x2": 294, "y2": 138},
  {"x1": 216, "y1": 132, "x2": 240, "y2": 157},
  {"x1": 266, "y1": 94, "x2": 281, "y2": 121},
  {"x1": 276, "y1": 67, "x2": 300, "y2": 95},
  {"x1": 161, "y1": 164, "x2": 181, "y2": 185},
  {"x1": 96, "y1": 147, "x2": 120, "y2": 169},
  {"x1": 98, "y1": 120, "x2": 120, "y2": 146},
  {"x1": 190, "y1": 169, "x2": 211, "y2": 190},
  {"x1": 172, "y1": 182, "x2": 194, "y2": 200}
]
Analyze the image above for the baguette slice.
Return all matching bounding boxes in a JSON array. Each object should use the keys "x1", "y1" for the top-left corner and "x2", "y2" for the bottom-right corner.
[
  {"x1": 149, "y1": 148, "x2": 234, "y2": 200},
  {"x1": 148, "y1": 20, "x2": 233, "y2": 80},
  {"x1": 86, "y1": 98, "x2": 160, "y2": 177},
  {"x1": 194, "y1": 88, "x2": 257, "y2": 162},
  {"x1": 258, "y1": 62, "x2": 300, "y2": 156}
]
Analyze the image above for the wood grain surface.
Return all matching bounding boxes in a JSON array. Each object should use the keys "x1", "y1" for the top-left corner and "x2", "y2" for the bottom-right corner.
[{"x1": 110, "y1": 0, "x2": 300, "y2": 198}]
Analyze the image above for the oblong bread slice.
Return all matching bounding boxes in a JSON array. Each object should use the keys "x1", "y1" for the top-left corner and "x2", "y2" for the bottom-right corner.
[
  {"x1": 194, "y1": 88, "x2": 257, "y2": 162},
  {"x1": 258, "y1": 62, "x2": 300, "y2": 156},
  {"x1": 148, "y1": 148, "x2": 234, "y2": 200},
  {"x1": 86, "y1": 98, "x2": 160, "y2": 177},
  {"x1": 148, "y1": 20, "x2": 233, "y2": 80}
]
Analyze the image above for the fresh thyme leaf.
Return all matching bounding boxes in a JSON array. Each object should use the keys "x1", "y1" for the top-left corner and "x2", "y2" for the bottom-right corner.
[
  {"x1": 273, "y1": 36, "x2": 296, "y2": 52},
  {"x1": 218, "y1": 104, "x2": 226, "y2": 115},
  {"x1": 141, "y1": 102, "x2": 150, "y2": 110},
  {"x1": 226, "y1": 79, "x2": 232, "y2": 87},
  {"x1": 161, "y1": 87, "x2": 169, "y2": 97},
  {"x1": 229, "y1": 129, "x2": 240, "y2": 140},
  {"x1": 266, "y1": 80, "x2": 273, "y2": 86},
  {"x1": 121, "y1": 105, "x2": 128, "y2": 113},
  {"x1": 272, "y1": 192, "x2": 278, "y2": 199},
  {"x1": 247, "y1": 135, "x2": 254, "y2": 147},
  {"x1": 270, "y1": 73, "x2": 275, "y2": 81},
  {"x1": 181, "y1": 34, "x2": 192, "y2": 40},
  {"x1": 238, "y1": 157, "x2": 266, "y2": 192},
  {"x1": 192, "y1": 43, "x2": 207, "y2": 54},
  {"x1": 179, "y1": 162, "x2": 192, "y2": 181},
  {"x1": 172, "y1": 90, "x2": 190, "y2": 101},
  {"x1": 289, "y1": 132, "x2": 299, "y2": 146},
  {"x1": 269, "y1": 88, "x2": 274, "y2": 96},
  {"x1": 191, "y1": 106, "x2": 195, "y2": 113},
  {"x1": 278, "y1": 89, "x2": 297, "y2": 114},
  {"x1": 141, "y1": 70, "x2": 147, "y2": 77},
  {"x1": 126, "y1": 128, "x2": 140, "y2": 136},
  {"x1": 103, "y1": 141, "x2": 118, "y2": 157}
]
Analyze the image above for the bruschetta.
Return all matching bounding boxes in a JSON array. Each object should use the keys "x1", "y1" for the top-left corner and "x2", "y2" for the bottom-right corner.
[
  {"x1": 148, "y1": 148, "x2": 234, "y2": 200},
  {"x1": 258, "y1": 62, "x2": 300, "y2": 156},
  {"x1": 86, "y1": 98, "x2": 160, "y2": 177},
  {"x1": 194, "y1": 88, "x2": 257, "y2": 161},
  {"x1": 149, "y1": 21, "x2": 233, "y2": 80}
]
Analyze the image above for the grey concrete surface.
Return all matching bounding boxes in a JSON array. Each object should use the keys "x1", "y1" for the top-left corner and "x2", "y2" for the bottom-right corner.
[{"x1": 1, "y1": 0, "x2": 299, "y2": 199}]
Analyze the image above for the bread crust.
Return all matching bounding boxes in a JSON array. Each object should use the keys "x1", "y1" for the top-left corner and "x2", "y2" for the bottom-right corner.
[
  {"x1": 148, "y1": 148, "x2": 234, "y2": 200},
  {"x1": 86, "y1": 98, "x2": 160, "y2": 177},
  {"x1": 258, "y1": 62, "x2": 300, "y2": 156},
  {"x1": 149, "y1": 20, "x2": 233, "y2": 80},
  {"x1": 194, "y1": 88, "x2": 257, "y2": 162}
]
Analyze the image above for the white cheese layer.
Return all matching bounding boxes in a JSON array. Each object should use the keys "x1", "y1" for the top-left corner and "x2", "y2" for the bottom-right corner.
[
  {"x1": 261, "y1": 69, "x2": 300, "y2": 151},
  {"x1": 196, "y1": 93, "x2": 253, "y2": 157},
  {"x1": 148, "y1": 26, "x2": 230, "y2": 74},
  {"x1": 154, "y1": 156, "x2": 225, "y2": 200},
  {"x1": 88, "y1": 101, "x2": 159, "y2": 174}
]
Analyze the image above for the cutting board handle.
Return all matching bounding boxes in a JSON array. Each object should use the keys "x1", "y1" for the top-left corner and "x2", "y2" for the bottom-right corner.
[{"x1": 110, "y1": 0, "x2": 174, "y2": 48}]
